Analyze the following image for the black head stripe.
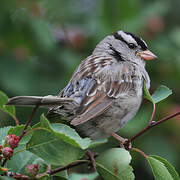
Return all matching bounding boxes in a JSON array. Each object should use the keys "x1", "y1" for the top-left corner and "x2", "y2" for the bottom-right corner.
[
  {"x1": 113, "y1": 32, "x2": 129, "y2": 46},
  {"x1": 125, "y1": 32, "x2": 148, "y2": 50},
  {"x1": 108, "y1": 43, "x2": 124, "y2": 62}
]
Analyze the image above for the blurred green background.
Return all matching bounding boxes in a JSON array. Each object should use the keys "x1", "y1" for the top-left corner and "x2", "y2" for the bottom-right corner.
[{"x1": 0, "y1": 0, "x2": 180, "y2": 179}]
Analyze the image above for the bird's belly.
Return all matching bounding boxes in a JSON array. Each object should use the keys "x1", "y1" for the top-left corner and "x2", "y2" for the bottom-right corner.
[{"x1": 75, "y1": 94, "x2": 142, "y2": 139}]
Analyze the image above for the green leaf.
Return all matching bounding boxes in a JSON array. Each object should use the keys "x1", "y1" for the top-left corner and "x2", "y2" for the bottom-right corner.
[
  {"x1": 148, "y1": 155, "x2": 180, "y2": 180},
  {"x1": 0, "y1": 126, "x2": 11, "y2": 145},
  {"x1": 26, "y1": 115, "x2": 87, "y2": 166},
  {"x1": 6, "y1": 150, "x2": 39, "y2": 174},
  {"x1": 69, "y1": 172, "x2": 99, "y2": 180},
  {"x1": 117, "y1": 166, "x2": 135, "y2": 180},
  {"x1": 51, "y1": 123, "x2": 91, "y2": 150},
  {"x1": 39, "y1": 177, "x2": 51, "y2": 180},
  {"x1": 143, "y1": 83, "x2": 172, "y2": 104},
  {"x1": 96, "y1": 148, "x2": 134, "y2": 180},
  {"x1": 89, "y1": 138, "x2": 108, "y2": 149},
  {"x1": 151, "y1": 85, "x2": 172, "y2": 103},
  {"x1": 143, "y1": 82, "x2": 154, "y2": 103},
  {"x1": 51, "y1": 167, "x2": 69, "y2": 179},
  {"x1": 0, "y1": 91, "x2": 16, "y2": 119},
  {"x1": 0, "y1": 177, "x2": 16, "y2": 180},
  {"x1": 41, "y1": 114, "x2": 91, "y2": 149}
]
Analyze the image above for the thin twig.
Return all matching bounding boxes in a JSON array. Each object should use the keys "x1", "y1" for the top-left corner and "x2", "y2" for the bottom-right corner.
[
  {"x1": 19, "y1": 105, "x2": 39, "y2": 140},
  {"x1": 129, "y1": 111, "x2": 180, "y2": 142},
  {"x1": 149, "y1": 103, "x2": 156, "y2": 124},
  {"x1": 23, "y1": 127, "x2": 43, "y2": 137},
  {"x1": 48, "y1": 160, "x2": 88, "y2": 175},
  {"x1": 13, "y1": 116, "x2": 19, "y2": 125},
  {"x1": 2, "y1": 159, "x2": 8, "y2": 167},
  {"x1": 131, "y1": 147, "x2": 148, "y2": 160}
]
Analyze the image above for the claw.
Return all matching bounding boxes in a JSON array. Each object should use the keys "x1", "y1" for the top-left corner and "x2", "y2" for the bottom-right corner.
[
  {"x1": 111, "y1": 133, "x2": 132, "y2": 150},
  {"x1": 86, "y1": 150, "x2": 97, "y2": 171}
]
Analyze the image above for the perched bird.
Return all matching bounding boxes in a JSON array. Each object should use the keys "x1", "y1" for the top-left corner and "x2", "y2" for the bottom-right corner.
[{"x1": 6, "y1": 30, "x2": 157, "y2": 141}]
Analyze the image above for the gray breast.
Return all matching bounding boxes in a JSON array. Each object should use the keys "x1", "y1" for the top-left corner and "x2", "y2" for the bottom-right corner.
[{"x1": 75, "y1": 86, "x2": 143, "y2": 139}]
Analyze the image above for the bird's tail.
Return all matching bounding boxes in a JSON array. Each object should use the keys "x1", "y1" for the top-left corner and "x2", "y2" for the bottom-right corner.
[{"x1": 6, "y1": 95, "x2": 74, "y2": 107}]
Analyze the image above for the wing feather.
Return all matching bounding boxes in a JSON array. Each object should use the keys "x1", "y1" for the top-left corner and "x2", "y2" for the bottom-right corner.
[
  {"x1": 54, "y1": 55, "x2": 139, "y2": 126},
  {"x1": 70, "y1": 90, "x2": 113, "y2": 126}
]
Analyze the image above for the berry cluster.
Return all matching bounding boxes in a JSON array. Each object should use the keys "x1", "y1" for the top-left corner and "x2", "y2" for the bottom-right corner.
[
  {"x1": 0, "y1": 134, "x2": 19, "y2": 162},
  {"x1": 0, "y1": 134, "x2": 39, "y2": 178}
]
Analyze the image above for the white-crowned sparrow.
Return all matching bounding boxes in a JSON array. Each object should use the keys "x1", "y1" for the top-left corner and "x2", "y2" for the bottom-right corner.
[{"x1": 6, "y1": 30, "x2": 157, "y2": 140}]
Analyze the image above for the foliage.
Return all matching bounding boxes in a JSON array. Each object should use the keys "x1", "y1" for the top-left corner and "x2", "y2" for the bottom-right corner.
[
  {"x1": 0, "y1": 86, "x2": 179, "y2": 179},
  {"x1": 0, "y1": 0, "x2": 180, "y2": 179}
]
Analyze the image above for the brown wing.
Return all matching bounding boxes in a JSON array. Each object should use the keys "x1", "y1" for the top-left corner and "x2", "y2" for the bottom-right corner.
[
  {"x1": 70, "y1": 55, "x2": 135, "y2": 126},
  {"x1": 71, "y1": 89, "x2": 113, "y2": 126}
]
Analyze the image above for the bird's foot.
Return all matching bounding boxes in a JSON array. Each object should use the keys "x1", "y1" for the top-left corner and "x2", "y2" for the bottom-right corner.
[
  {"x1": 111, "y1": 133, "x2": 131, "y2": 150},
  {"x1": 86, "y1": 150, "x2": 97, "y2": 171}
]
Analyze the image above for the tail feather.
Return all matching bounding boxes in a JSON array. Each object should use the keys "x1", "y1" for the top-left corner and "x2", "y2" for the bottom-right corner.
[{"x1": 6, "y1": 95, "x2": 74, "y2": 107}]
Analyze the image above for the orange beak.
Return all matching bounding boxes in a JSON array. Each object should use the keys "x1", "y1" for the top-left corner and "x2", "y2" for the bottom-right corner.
[{"x1": 137, "y1": 50, "x2": 157, "y2": 61}]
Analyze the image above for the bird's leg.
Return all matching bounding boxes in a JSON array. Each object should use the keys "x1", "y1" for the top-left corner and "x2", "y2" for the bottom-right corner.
[
  {"x1": 86, "y1": 150, "x2": 97, "y2": 171},
  {"x1": 111, "y1": 133, "x2": 131, "y2": 150}
]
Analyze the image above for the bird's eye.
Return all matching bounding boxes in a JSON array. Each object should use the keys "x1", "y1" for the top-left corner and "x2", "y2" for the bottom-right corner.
[{"x1": 128, "y1": 43, "x2": 137, "y2": 49}]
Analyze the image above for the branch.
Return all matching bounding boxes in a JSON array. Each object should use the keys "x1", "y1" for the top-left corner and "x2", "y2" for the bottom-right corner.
[
  {"x1": 129, "y1": 111, "x2": 180, "y2": 143},
  {"x1": 149, "y1": 103, "x2": 156, "y2": 124},
  {"x1": 19, "y1": 105, "x2": 39, "y2": 140},
  {"x1": 48, "y1": 160, "x2": 88, "y2": 175},
  {"x1": 13, "y1": 116, "x2": 19, "y2": 126},
  {"x1": 131, "y1": 147, "x2": 148, "y2": 160}
]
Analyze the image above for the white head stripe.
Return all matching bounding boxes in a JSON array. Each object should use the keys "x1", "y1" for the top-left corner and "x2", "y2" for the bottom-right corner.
[{"x1": 118, "y1": 31, "x2": 137, "y2": 45}]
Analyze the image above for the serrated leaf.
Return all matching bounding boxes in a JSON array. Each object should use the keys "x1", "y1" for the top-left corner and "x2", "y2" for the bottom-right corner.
[
  {"x1": 69, "y1": 172, "x2": 98, "y2": 180},
  {"x1": 51, "y1": 123, "x2": 91, "y2": 150},
  {"x1": 26, "y1": 127, "x2": 84, "y2": 166},
  {"x1": 89, "y1": 138, "x2": 108, "y2": 149},
  {"x1": 0, "y1": 91, "x2": 16, "y2": 118},
  {"x1": 117, "y1": 166, "x2": 135, "y2": 180},
  {"x1": 148, "y1": 156, "x2": 178, "y2": 180},
  {"x1": 6, "y1": 150, "x2": 39, "y2": 174},
  {"x1": 151, "y1": 86, "x2": 172, "y2": 103},
  {"x1": 149, "y1": 155, "x2": 179, "y2": 180},
  {"x1": 0, "y1": 126, "x2": 12, "y2": 145},
  {"x1": 40, "y1": 114, "x2": 91, "y2": 149},
  {"x1": 26, "y1": 115, "x2": 87, "y2": 166},
  {"x1": 143, "y1": 82, "x2": 154, "y2": 103},
  {"x1": 41, "y1": 114, "x2": 91, "y2": 149},
  {"x1": 96, "y1": 148, "x2": 134, "y2": 180}
]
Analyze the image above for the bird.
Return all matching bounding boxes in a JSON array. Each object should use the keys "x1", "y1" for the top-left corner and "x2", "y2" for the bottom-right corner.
[{"x1": 6, "y1": 30, "x2": 157, "y2": 142}]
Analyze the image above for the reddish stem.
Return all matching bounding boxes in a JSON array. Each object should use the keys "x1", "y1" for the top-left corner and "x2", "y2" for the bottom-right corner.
[
  {"x1": 131, "y1": 147, "x2": 148, "y2": 160},
  {"x1": 48, "y1": 160, "x2": 88, "y2": 175},
  {"x1": 19, "y1": 105, "x2": 39, "y2": 140},
  {"x1": 149, "y1": 103, "x2": 156, "y2": 124},
  {"x1": 129, "y1": 111, "x2": 180, "y2": 142},
  {"x1": 13, "y1": 116, "x2": 19, "y2": 126},
  {"x1": 2, "y1": 159, "x2": 8, "y2": 167}
]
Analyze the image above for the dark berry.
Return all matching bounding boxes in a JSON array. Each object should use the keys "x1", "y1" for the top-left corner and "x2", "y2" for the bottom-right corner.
[
  {"x1": 2, "y1": 147, "x2": 13, "y2": 159},
  {"x1": 25, "y1": 164, "x2": 39, "y2": 177}
]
